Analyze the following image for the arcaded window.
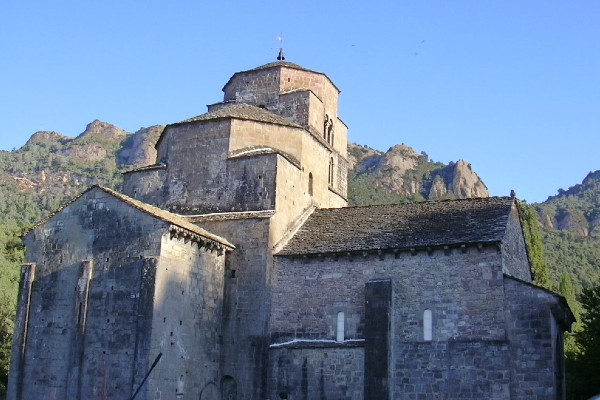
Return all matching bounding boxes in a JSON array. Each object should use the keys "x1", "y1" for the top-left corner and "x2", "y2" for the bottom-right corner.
[
  {"x1": 308, "y1": 173, "x2": 313, "y2": 196},
  {"x1": 423, "y1": 309, "x2": 432, "y2": 341},
  {"x1": 336, "y1": 311, "x2": 345, "y2": 342}
]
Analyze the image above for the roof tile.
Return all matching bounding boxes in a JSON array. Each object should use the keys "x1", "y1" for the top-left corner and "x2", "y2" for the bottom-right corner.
[{"x1": 278, "y1": 197, "x2": 515, "y2": 255}]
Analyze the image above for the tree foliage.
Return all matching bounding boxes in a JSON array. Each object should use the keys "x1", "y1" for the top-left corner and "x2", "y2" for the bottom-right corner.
[
  {"x1": 567, "y1": 286, "x2": 600, "y2": 399},
  {"x1": 518, "y1": 202, "x2": 552, "y2": 290}
]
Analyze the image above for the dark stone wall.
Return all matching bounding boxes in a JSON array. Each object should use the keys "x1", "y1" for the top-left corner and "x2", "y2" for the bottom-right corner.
[
  {"x1": 504, "y1": 277, "x2": 566, "y2": 399},
  {"x1": 393, "y1": 341, "x2": 511, "y2": 399},
  {"x1": 9, "y1": 188, "x2": 229, "y2": 400},
  {"x1": 122, "y1": 167, "x2": 167, "y2": 207},
  {"x1": 12, "y1": 189, "x2": 165, "y2": 400},
  {"x1": 501, "y1": 205, "x2": 532, "y2": 281},
  {"x1": 270, "y1": 245, "x2": 512, "y2": 399},
  {"x1": 142, "y1": 120, "x2": 279, "y2": 215},
  {"x1": 364, "y1": 279, "x2": 391, "y2": 400},
  {"x1": 268, "y1": 347, "x2": 364, "y2": 400},
  {"x1": 271, "y1": 246, "x2": 505, "y2": 343},
  {"x1": 200, "y1": 217, "x2": 272, "y2": 400},
  {"x1": 146, "y1": 234, "x2": 227, "y2": 399}
]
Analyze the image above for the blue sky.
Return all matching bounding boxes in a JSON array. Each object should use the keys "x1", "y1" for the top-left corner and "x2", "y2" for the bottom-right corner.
[{"x1": 1, "y1": 1, "x2": 599, "y2": 203}]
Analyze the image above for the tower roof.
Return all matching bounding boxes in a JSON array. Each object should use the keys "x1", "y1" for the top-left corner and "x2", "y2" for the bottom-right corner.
[{"x1": 174, "y1": 103, "x2": 301, "y2": 128}]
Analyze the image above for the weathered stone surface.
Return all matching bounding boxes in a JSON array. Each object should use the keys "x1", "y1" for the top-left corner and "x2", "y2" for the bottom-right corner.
[{"x1": 450, "y1": 159, "x2": 490, "y2": 199}]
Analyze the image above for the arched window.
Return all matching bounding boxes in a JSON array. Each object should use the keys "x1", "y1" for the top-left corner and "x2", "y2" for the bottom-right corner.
[
  {"x1": 336, "y1": 311, "x2": 345, "y2": 342},
  {"x1": 328, "y1": 158, "x2": 334, "y2": 186},
  {"x1": 221, "y1": 376, "x2": 237, "y2": 400},
  {"x1": 423, "y1": 309, "x2": 432, "y2": 341},
  {"x1": 308, "y1": 173, "x2": 313, "y2": 196}
]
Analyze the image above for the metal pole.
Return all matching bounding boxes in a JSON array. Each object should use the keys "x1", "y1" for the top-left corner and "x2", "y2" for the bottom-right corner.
[{"x1": 130, "y1": 352, "x2": 162, "y2": 400}]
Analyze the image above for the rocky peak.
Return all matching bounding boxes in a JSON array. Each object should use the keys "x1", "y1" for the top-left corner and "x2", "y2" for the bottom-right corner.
[
  {"x1": 384, "y1": 144, "x2": 420, "y2": 175},
  {"x1": 537, "y1": 169, "x2": 600, "y2": 237},
  {"x1": 25, "y1": 131, "x2": 70, "y2": 147},
  {"x1": 118, "y1": 125, "x2": 164, "y2": 167},
  {"x1": 348, "y1": 142, "x2": 489, "y2": 203},
  {"x1": 449, "y1": 160, "x2": 489, "y2": 199},
  {"x1": 76, "y1": 120, "x2": 128, "y2": 141}
]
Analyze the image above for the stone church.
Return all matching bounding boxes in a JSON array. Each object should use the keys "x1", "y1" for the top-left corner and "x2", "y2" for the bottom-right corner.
[{"x1": 8, "y1": 58, "x2": 574, "y2": 400}]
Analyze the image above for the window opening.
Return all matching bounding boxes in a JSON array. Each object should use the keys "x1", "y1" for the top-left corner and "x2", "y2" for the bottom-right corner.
[
  {"x1": 336, "y1": 311, "x2": 345, "y2": 342},
  {"x1": 308, "y1": 173, "x2": 313, "y2": 196},
  {"x1": 423, "y1": 309, "x2": 432, "y2": 341}
]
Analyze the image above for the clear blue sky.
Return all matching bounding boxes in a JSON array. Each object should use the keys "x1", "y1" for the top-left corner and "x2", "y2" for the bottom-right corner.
[{"x1": 1, "y1": 1, "x2": 599, "y2": 203}]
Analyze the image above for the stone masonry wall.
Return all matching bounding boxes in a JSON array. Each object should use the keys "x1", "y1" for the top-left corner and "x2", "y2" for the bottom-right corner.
[
  {"x1": 122, "y1": 167, "x2": 166, "y2": 206},
  {"x1": 272, "y1": 246, "x2": 505, "y2": 343},
  {"x1": 228, "y1": 120, "x2": 304, "y2": 162},
  {"x1": 198, "y1": 217, "x2": 273, "y2": 400},
  {"x1": 145, "y1": 234, "x2": 226, "y2": 400},
  {"x1": 270, "y1": 246, "x2": 509, "y2": 399},
  {"x1": 394, "y1": 341, "x2": 511, "y2": 399},
  {"x1": 268, "y1": 346, "x2": 364, "y2": 400},
  {"x1": 501, "y1": 205, "x2": 532, "y2": 281},
  {"x1": 12, "y1": 189, "x2": 165, "y2": 400},
  {"x1": 151, "y1": 120, "x2": 279, "y2": 214},
  {"x1": 277, "y1": 90, "x2": 313, "y2": 129},
  {"x1": 504, "y1": 277, "x2": 564, "y2": 399},
  {"x1": 279, "y1": 68, "x2": 339, "y2": 125},
  {"x1": 224, "y1": 68, "x2": 282, "y2": 108}
]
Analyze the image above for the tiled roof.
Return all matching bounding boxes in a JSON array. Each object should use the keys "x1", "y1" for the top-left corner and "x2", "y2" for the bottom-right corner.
[
  {"x1": 98, "y1": 187, "x2": 234, "y2": 249},
  {"x1": 23, "y1": 186, "x2": 234, "y2": 250},
  {"x1": 277, "y1": 197, "x2": 515, "y2": 256},
  {"x1": 228, "y1": 146, "x2": 301, "y2": 169},
  {"x1": 122, "y1": 163, "x2": 167, "y2": 174},
  {"x1": 174, "y1": 103, "x2": 301, "y2": 128}
]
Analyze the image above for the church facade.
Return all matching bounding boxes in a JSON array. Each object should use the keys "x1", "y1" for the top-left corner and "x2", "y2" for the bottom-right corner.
[{"x1": 8, "y1": 59, "x2": 573, "y2": 400}]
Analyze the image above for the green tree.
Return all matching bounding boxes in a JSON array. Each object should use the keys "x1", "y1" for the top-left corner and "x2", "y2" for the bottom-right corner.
[
  {"x1": 560, "y1": 274, "x2": 583, "y2": 358},
  {"x1": 519, "y1": 202, "x2": 552, "y2": 289},
  {"x1": 567, "y1": 286, "x2": 600, "y2": 399}
]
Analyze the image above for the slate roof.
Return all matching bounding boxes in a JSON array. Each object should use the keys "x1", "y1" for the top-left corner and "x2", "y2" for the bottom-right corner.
[
  {"x1": 23, "y1": 186, "x2": 234, "y2": 250},
  {"x1": 172, "y1": 103, "x2": 302, "y2": 129},
  {"x1": 277, "y1": 197, "x2": 516, "y2": 256},
  {"x1": 122, "y1": 163, "x2": 167, "y2": 174}
]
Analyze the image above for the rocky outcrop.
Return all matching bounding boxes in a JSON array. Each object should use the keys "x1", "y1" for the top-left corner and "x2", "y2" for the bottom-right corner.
[
  {"x1": 536, "y1": 170, "x2": 600, "y2": 237},
  {"x1": 59, "y1": 120, "x2": 130, "y2": 162},
  {"x1": 25, "y1": 131, "x2": 70, "y2": 146},
  {"x1": 118, "y1": 125, "x2": 164, "y2": 167},
  {"x1": 76, "y1": 120, "x2": 128, "y2": 141},
  {"x1": 449, "y1": 160, "x2": 489, "y2": 199},
  {"x1": 348, "y1": 143, "x2": 489, "y2": 202}
]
